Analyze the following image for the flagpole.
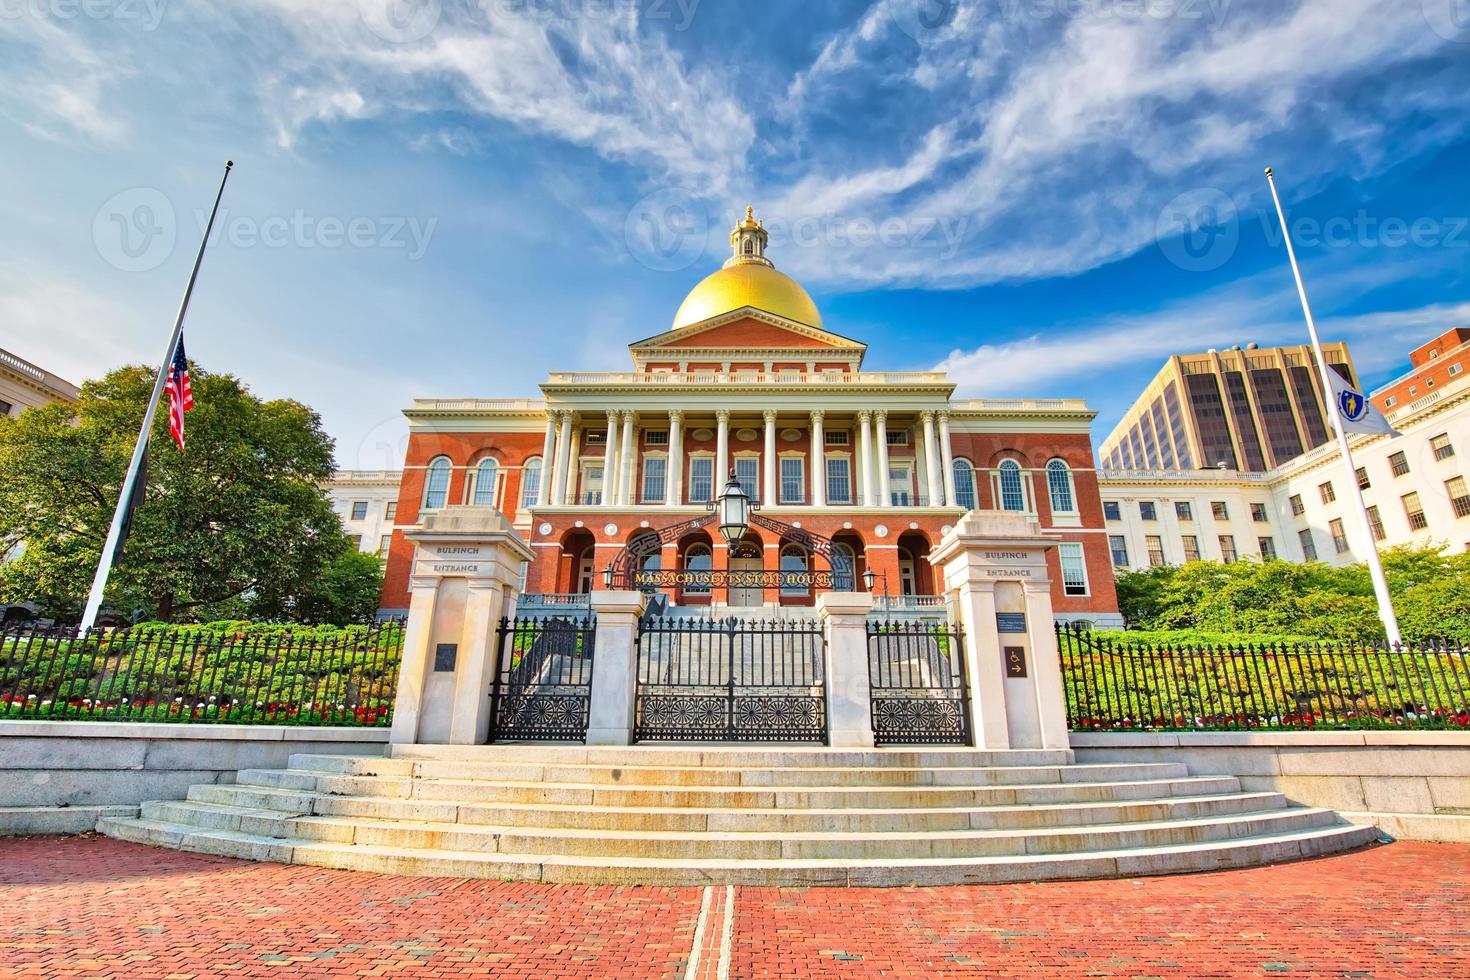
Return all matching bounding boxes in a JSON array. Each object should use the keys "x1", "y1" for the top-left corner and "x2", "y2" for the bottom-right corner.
[
  {"x1": 1264, "y1": 166, "x2": 1401, "y2": 647},
  {"x1": 79, "y1": 160, "x2": 234, "y2": 633}
]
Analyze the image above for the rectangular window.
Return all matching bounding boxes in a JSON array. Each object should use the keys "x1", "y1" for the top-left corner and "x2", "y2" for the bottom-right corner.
[
  {"x1": 1103, "y1": 500, "x2": 1121, "y2": 521},
  {"x1": 885, "y1": 429, "x2": 909, "y2": 446},
  {"x1": 1059, "y1": 542, "x2": 1089, "y2": 596},
  {"x1": 1319, "y1": 481, "x2": 1336, "y2": 504},
  {"x1": 1366, "y1": 505, "x2": 1386, "y2": 541},
  {"x1": 1402, "y1": 491, "x2": 1428, "y2": 530},
  {"x1": 1289, "y1": 494, "x2": 1305, "y2": 516},
  {"x1": 350, "y1": 501, "x2": 368, "y2": 521},
  {"x1": 521, "y1": 462, "x2": 542, "y2": 507},
  {"x1": 1259, "y1": 536, "x2": 1277, "y2": 559},
  {"x1": 378, "y1": 534, "x2": 392, "y2": 557},
  {"x1": 1108, "y1": 535, "x2": 1129, "y2": 567},
  {"x1": 1218, "y1": 535, "x2": 1237, "y2": 563},
  {"x1": 641, "y1": 457, "x2": 666, "y2": 503},
  {"x1": 1211, "y1": 501, "x2": 1229, "y2": 520},
  {"x1": 644, "y1": 430, "x2": 669, "y2": 447},
  {"x1": 1138, "y1": 501, "x2": 1157, "y2": 521},
  {"x1": 1330, "y1": 518, "x2": 1350, "y2": 554},
  {"x1": 1389, "y1": 451, "x2": 1410, "y2": 477},
  {"x1": 823, "y1": 430, "x2": 850, "y2": 447},
  {"x1": 826, "y1": 456, "x2": 852, "y2": 504},
  {"x1": 581, "y1": 465, "x2": 604, "y2": 505},
  {"x1": 1432, "y1": 433, "x2": 1455, "y2": 461},
  {"x1": 385, "y1": 501, "x2": 397, "y2": 521},
  {"x1": 0, "y1": 400, "x2": 11, "y2": 416},
  {"x1": 585, "y1": 430, "x2": 606, "y2": 446},
  {"x1": 689, "y1": 456, "x2": 714, "y2": 503},
  {"x1": 1251, "y1": 502, "x2": 1268, "y2": 522},
  {"x1": 1175, "y1": 500, "x2": 1193, "y2": 521},
  {"x1": 1449, "y1": 362, "x2": 1463, "y2": 377},
  {"x1": 1447, "y1": 476, "x2": 1470, "y2": 519},
  {"x1": 735, "y1": 456, "x2": 759, "y2": 503},
  {"x1": 1146, "y1": 535, "x2": 1165, "y2": 567},
  {"x1": 1181, "y1": 535, "x2": 1200, "y2": 562},
  {"x1": 888, "y1": 465, "x2": 913, "y2": 506},
  {"x1": 1298, "y1": 528, "x2": 1318, "y2": 561},
  {"x1": 780, "y1": 457, "x2": 805, "y2": 504},
  {"x1": 1356, "y1": 467, "x2": 1371, "y2": 490}
]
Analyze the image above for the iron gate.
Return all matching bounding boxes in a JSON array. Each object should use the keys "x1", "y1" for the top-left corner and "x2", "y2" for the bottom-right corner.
[
  {"x1": 867, "y1": 619, "x2": 971, "y2": 745},
  {"x1": 488, "y1": 615, "x2": 596, "y2": 742},
  {"x1": 634, "y1": 616, "x2": 827, "y2": 742}
]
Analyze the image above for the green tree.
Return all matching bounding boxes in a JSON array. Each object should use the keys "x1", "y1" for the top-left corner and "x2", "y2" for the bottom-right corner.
[
  {"x1": 0, "y1": 363, "x2": 355, "y2": 622},
  {"x1": 247, "y1": 541, "x2": 385, "y2": 626}
]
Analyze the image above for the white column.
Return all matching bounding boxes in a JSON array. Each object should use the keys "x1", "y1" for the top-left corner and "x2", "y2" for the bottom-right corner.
[
  {"x1": 618, "y1": 410, "x2": 636, "y2": 505},
  {"x1": 921, "y1": 410, "x2": 943, "y2": 506},
  {"x1": 585, "y1": 591, "x2": 649, "y2": 745},
  {"x1": 858, "y1": 410, "x2": 876, "y2": 507},
  {"x1": 938, "y1": 411, "x2": 957, "y2": 507},
  {"x1": 810, "y1": 410, "x2": 826, "y2": 507},
  {"x1": 715, "y1": 409, "x2": 731, "y2": 487},
  {"x1": 763, "y1": 410, "x2": 778, "y2": 506},
  {"x1": 666, "y1": 409, "x2": 684, "y2": 506},
  {"x1": 563, "y1": 423, "x2": 582, "y2": 506},
  {"x1": 551, "y1": 411, "x2": 573, "y2": 506},
  {"x1": 875, "y1": 411, "x2": 891, "y2": 507},
  {"x1": 818, "y1": 592, "x2": 876, "y2": 747},
  {"x1": 602, "y1": 410, "x2": 620, "y2": 507},
  {"x1": 535, "y1": 414, "x2": 557, "y2": 507}
]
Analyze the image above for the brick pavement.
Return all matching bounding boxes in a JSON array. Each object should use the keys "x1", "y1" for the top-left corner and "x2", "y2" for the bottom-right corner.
[{"x1": 2, "y1": 835, "x2": 1467, "y2": 978}]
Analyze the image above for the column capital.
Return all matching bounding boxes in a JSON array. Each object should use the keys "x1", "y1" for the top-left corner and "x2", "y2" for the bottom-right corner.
[
  {"x1": 874, "y1": 409, "x2": 888, "y2": 423},
  {"x1": 668, "y1": 409, "x2": 684, "y2": 423},
  {"x1": 937, "y1": 409, "x2": 951, "y2": 423},
  {"x1": 810, "y1": 409, "x2": 825, "y2": 423},
  {"x1": 762, "y1": 409, "x2": 779, "y2": 423},
  {"x1": 605, "y1": 409, "x2": 620, "y2": 423},
  {"x1": 856, "y1": 409, "x2": 873, "y2": 424},
  {"x1": 715, "y1": 408, "x2": 731, "y2": 423},
  {"x1": 620, "y1": 409, "x2": 636, "y2": 422},
  {"x1": 919, "y1": 409, "x2": 936, "y2": 424}
]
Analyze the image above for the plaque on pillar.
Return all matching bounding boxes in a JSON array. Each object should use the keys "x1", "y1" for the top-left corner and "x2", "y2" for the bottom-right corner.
[
  {"x1": 1004, "y1": 646, "x2": 1027, "y2": 677},
  {"x1": 434, "y1": 643, "x2": 458, "y2": 672},
  {"x1": 996, "y1": 612, "x2": 1027, "y2": 633}
]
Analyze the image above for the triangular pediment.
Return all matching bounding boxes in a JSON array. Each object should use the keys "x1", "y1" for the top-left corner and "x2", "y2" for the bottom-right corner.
[{"x1": 631, "y1": 308, "x2": 866, "y2": 355}]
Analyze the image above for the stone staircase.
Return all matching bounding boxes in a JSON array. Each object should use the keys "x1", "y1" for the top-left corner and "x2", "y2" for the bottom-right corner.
[{"x1": 97, "y1": 745, "x2": 1376, "y2": 886}]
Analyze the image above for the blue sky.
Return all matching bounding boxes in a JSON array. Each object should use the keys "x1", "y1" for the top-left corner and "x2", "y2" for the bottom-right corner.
[{"x1": 3, "y1": 0, "x2": 1469, "y2": 469}]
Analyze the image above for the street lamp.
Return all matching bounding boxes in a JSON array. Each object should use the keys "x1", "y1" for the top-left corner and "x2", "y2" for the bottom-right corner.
[
  {"x1": 862, "y1": 568, "x2": 877, "y2": 592},
  {"x1": 712, "y1": 471, "x2": 756, "y2": 546},
  {"x1": 602, "y1": 564, "x2": 615, "y2": 590}
]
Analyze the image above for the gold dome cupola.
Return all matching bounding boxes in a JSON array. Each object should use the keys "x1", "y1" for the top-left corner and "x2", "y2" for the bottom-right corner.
[
  {"x1": 669, "y1": 207, "x2": 823, "y2": 331},
  {"x1": 725, "y1": 205, "x2": 772, "y2": 269}
]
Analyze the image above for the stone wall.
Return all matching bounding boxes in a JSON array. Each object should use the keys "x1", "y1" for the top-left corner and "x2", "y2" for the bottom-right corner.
[
  {"x1": 1073, "y1": 731, "x2": 1470, "y2": 843},
  {"x1": 0, "y1": 721, "x2": 388, "y2": 835}
]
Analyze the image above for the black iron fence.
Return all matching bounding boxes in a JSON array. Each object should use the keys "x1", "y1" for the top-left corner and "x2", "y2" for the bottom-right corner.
[
  {"x1": 488, "y1": 614, "x2": 597, "y2": 742},
  {"x1": 0, "y1": 623, "x2": 403, "y2": 726},
  {"x1": 1058, "y1": 624, "x2": 1470, "y2": 731},
  {"x1": 867, "y1": 619, "x2": 971, "y2": 745}
]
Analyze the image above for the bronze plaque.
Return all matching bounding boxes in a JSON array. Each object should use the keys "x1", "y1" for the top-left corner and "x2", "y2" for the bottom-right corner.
[{"x1": 434, "y1": 643, "x2": 458, "y2": 672}]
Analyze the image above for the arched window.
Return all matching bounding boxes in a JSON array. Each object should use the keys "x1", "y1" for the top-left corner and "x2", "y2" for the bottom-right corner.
[
  {"x1": 423, "y1": 456, "x2": 451, "y2": 511},
  {"x1": 780, "y1": 544, "x2": 809, "y2": 597},
  {"x1": 683, "y1": 544, "x2": 712, "y2": 596},
  {"x1": 520, "y1": 457, "x2": 542, "y2": 508},
  {"x1": 743, "y1": 239, "x2": 754, "y2": 255},
  {"x1": 952, "y1": 459, "x2": 977, "y2": 511},
  {"x1": 997, "y1": 459, "x2": 1026, "y2": 512},
  {"x1": 831, "y1": 542, "x2": 856, "y2": 591},
  {"x1": 1046, "y1": 458, "x2": 1076, "y2": 514},
  {"x1": 472, "y1": 458, "x2": 499, "y2": 508}
]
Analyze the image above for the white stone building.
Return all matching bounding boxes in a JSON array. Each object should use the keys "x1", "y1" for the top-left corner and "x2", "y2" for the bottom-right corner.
[{"x1": 327, "y1": 470, "x2": 402, "y2": 557}]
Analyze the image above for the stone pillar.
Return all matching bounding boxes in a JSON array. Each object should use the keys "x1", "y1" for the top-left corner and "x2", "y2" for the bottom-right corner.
[
  {"x1": 388, "y1": 507, "x2": 534, "y2": 746},
  {"x1": 552, "y1": 411, "x2": 573, "y2": 506},
  {"x1": 938, "y1": 411, "x2": 957, "y2": 508},
  {"x1": 585, "y1": 590, "x2": 649, "y2": 745},
  {"x1": 875, "y1": 411, "x2": 892, "y2": 507},
  {"x1": 810, "y1": 409, "x2": 826, "y2": 507},
  {"x1": 666, "y1": 409, "x2": 684, "y2": 506},
  {"x1": 762, "y1": 410, "x2": 778, "y2": 506},
  {"x1": 618, "y1": 410, "x2": 636, "y2": 505},
  {"x1": 603, "y1": 410, "x2": 621, "y2": 507},
  {"x1": 535, "y1": 415, "x2": 557, "y2": 507},
  {"x1": 819, "y1": 592, "x2": 876, "y2": 748},
  {"x1": 563, "y1": 422, "x2": 582, "y2": 506},
  {"x1": 715, "y1": 409, "x2": 731, "y2": 489},
  {"x1": 921, "y1": 411, "x2": 943, "y2": 506},
  {"x1": 931, "y1": 512, "x2": 1069, "y2": 751},
  {"x1": 858, "y1": 410, "x2": 876, "y2": 507}
]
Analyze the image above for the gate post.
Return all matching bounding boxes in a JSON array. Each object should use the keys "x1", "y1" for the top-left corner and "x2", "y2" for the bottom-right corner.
[
  {"x1": 818, "y1": 592, "x2": 876, "y2": 748},
  {"x1": 585, "y1": 590, "x2": 648, "y2": 745},
  {"x1": 388, "y1": 507, "x2": 533, "y2": 746}
]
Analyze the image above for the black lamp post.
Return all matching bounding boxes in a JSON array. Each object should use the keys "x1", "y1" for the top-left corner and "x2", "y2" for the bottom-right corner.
[
  {"x1": 602, "y1": 564, "x2": 615, "y2": 590},
  {"x1": 712, "y1": 471, "x2": 755, "y2": 546},
  {"x1": 862, "y1": 568, "x2": 877, "y2": 592}
]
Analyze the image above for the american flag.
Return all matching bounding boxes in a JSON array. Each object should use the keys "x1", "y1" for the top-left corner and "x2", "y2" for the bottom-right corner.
[{"x1": 164, "y1": 335, "x2": 194, "y2": 451}]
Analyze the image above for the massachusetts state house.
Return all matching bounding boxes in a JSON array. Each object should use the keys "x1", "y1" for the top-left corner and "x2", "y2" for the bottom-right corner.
[{"x1": 381, "y1": 209, "x2": 1120, "y2": 623}]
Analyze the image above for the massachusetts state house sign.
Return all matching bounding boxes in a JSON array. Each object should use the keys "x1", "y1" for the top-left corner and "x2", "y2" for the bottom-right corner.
[{"x1": 633, "y1": 569, "x2": 835, "y2": 590}]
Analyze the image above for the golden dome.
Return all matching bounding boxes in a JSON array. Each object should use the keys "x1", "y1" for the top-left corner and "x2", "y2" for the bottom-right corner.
[{"x1": 670, "y1": 207, "x2": 823, "y2": 331}]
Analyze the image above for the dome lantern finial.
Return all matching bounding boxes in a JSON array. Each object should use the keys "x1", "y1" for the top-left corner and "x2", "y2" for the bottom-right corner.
[{"x1": 726, "y1": 206, "x2": 772, "y2": 269}]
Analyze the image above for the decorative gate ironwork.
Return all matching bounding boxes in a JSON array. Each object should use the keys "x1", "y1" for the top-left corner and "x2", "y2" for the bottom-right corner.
[
  {"x1": 867, "y1": 619, "x2": 972, "y2": 745},
  {"x1": 488, "y1": 615, "x2": 596, "y2": 742},
  {"x1": 634, "y1": 616, "x2": 827, "y2": 742}
]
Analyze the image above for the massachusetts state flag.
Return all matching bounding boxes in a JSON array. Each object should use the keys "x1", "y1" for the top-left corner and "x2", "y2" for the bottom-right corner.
[
  {"x1": 164, "y1": 335, "x2": 195, "y2": 450},
  {"x1": 1325, "y1": 367, "x2": 1400, "y2": 438}
]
